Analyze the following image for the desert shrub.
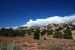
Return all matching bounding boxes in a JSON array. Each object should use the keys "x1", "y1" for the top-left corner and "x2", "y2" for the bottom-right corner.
[
  {"x1": 47, "y1": 25, "x2": 52, "y2": 30},
  {"x1": 28, "y1": 31, "x2": 31, "y2": 35},
  {"x1": 63, "y1": 29, "x2": 71, "y2": 35},
  {"x1": 47, "y1": 30, "x2": 53, "y2": 35},
  {"x1": 59, "y1": 26, "x2": 63, "y2": 30},
  {"x1": 55, "y1": 29, "x2": 60, "y2": 31},
  {"x1": 26, "y1": 28, "x2": 34, "y2": 35},
  {"x1": 53, "y1": 31, "x2": 62, "y2": 38},
  {"x1": 71, "y1": 25, "x2": 75, "y2": 30},
  {"x1": 25, "y1": 30, "x2": 31, "y2": 35},
  {"x1": 0, "y1": 28, "x2": 26, "y2": 37},
  {"x1": 5, "y1": 28, "x2": 15, "y2": 37},
  {"x1": 0, "y1": 40, "x2": 21, "y2": 50},
  {"x1": 30, "y1": 28, "x2": 34, "y2": 33},
  {"x1": 13, "y1": 29, "x2": 26, "y2": 36},
  {"x1": 0, "y1": 28, "x2": 6, "y2": 36},
  {"x1": 63, "y1": 32, "x2": 72, "y2": 39},
  {"x1": 63, "y1": 29, "x2": 72, "y2": 39},
  {"x1": 34, "y1": 29, "x2": 40, "y2": 40},
  {"x1": 41, "y1": 29, "x2": 47, "y2": 36},
  {"x1": 55, "y1": 27, "x2": 63, "y2": 31},
  {"x1": 20, "y1": 30, "x2": 26, "y2": 36}
]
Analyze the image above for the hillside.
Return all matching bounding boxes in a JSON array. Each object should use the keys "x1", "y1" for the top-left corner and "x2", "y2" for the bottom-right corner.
[{"x1": 0, "y1": 22, "x2": 75, "y2": 50}]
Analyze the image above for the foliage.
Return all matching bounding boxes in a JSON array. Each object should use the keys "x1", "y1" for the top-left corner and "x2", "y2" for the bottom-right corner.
[
  {"x1": 34, "y1": 29, "x2": 40, "y2": 40},
  {"x1": 53, "y1": 31, "x2": 62, "y2": 38},
  {"x1": 41, "y1": 29, "x2": 47, "y2": 36},
  {"x1": 47, "y1": 30, "x2": 53, "y2": 35},
  {"x1": 71, "y1": 25, "x2": 75, "y2": 30},
  {"x1": 0, "y1": 28, "x2": 26, "y2": 37},
  {"x1": 25, "y1": 28, "x2": 34, "y2": 35},
  {"x1": 63, "y1": 29, "x2": 72, "y2": 39},
  {"x1": 58, "y1": 26, "x2": 63, "y2": 30},
  {"x1": 55, "y1": 27, "x2": 63, "y2": 31}
]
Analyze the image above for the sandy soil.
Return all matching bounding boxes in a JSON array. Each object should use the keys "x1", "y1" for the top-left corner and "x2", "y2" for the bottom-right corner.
[{"x1": 0, "y1": 35, "x2": 75, "y2": 50}]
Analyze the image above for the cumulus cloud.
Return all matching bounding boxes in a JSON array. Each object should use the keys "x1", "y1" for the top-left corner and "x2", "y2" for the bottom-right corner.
[{"x1": 22, "y1": 14, "x2": 75, "y2": 27}]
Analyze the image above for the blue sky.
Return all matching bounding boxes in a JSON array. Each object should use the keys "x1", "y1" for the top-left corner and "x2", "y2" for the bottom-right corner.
[{"x1": 0, "y1": 0, "x2": 75, "y2": 27}]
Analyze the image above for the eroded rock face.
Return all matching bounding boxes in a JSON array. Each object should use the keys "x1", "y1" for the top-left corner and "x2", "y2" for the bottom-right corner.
[{"x1": 71, "y1": 30, "x2": 75, "y2": 40}]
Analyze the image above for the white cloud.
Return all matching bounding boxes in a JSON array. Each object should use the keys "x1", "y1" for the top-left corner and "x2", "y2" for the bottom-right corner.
[
  {"x1": 12, "y1": 26, "x2": 19, "y2": 29},
  {"x1": 5, "y1": 26, "x2": 19, "y2": 29},
  {"x1": 22, "y1": 14, "x2": 75, "y2": 27}
]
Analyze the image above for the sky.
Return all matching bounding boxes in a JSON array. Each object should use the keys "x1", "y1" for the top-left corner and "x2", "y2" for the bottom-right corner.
[{"x1": 0, "y1": 0, "x2": 75, "y2": 27}]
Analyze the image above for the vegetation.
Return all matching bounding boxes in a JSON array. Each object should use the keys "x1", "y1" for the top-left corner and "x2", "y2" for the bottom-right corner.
[
  {"x1": 0, "y1": 28, "x2": 26, "y2": 37},
  {"x1": 53, "y1": 31, "x2": 62, "y2": 38},
  {"x1": 58, "y1": 26, "x2": 63, "y2": 30},
  {"x1": 27, "y1": 28, "x2": 34, "y2": 35},
  {"x1": 34, "y1": 29, "x2": 40, "y2": 40},
  {"x1": 41, "y1": 29, "x2": 47, "y2": 36},
  {"x1": 0, "y1": 23, "x2": 73, "y2": 40},
  {"x1": 47, "y1": 30, "x2": 53, "y2": 35},
  {"x1": 0, "y1": 40, "x2": 21, "y2": 50},
  {"x1": 71, "y1": 25, "x2": 75, "y2": 30},
  {"x1": 63, "y1": 29, "x2": 72, "y2": 39}
]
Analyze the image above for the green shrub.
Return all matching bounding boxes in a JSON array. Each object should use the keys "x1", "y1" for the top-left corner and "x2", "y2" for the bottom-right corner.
[
  {"x1": 63, "y1": 29, "x2": 72, "y2": 35},
  {"x1": 41, "y1": 29, "x2": 47, "y2": 36},
  {"x1": 59, "y1": 26, "x2": 63, "y2": 30},
  {"x1": 71, "y1": 25, "x2": 75, "y2": 30},
  {"x1": 0, "y1": 28, "x2": 26, "y2": 37},
  {"x1": 47, "y1": 30, "x2": 53, "y2": 35},
  {"x1": 34, "y1": 29, "x2": 40, "y2": 40},
  {"x1": 63, "y1": 33, "x2": 72, "y2": 39},
  {"x1": 63, "y1": 29, "x2": 72, "y2": 39},
  {"x1": 53, "y1": 31, "x2": 62, "y2": 38}
]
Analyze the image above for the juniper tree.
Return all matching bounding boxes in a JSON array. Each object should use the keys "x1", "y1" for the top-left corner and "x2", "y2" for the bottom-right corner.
[{"x1": 34, "y1": 29, "x2": 40, "y2": 40}]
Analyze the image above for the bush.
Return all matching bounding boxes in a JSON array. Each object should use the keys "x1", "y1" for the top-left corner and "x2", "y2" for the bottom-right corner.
[
  {"x1": 20, "y1": 30, "x2": 26, "y2": 36},
  {"x1": 28, "y1": 30, "x2": 31, "y2": 35},
  {"x1": 47, "y1": 30, "x2": 53, "y2": 35},
  {"x1": 71, "y1": 25, "x2": 75, "y2": 30},
  {"x1": 0, "y1": 28, "x2": 26, "y2": 37},
  {"x1": 34, "y1": 29, "x2": 40, "y2": 40},
  {"x1": 63, "y1": 33, "x2": 72, "y2": 39},
  {"x1": 63, "y1": 29, "x2": 72, "y2": 39},
  {"x1": 0, "y1": 28, "x2": 13, "y2": 36},
  {"x1": 55, "y1": 27, "x2": 63, "y2": 31},
  {"x1": 41, "y1": 29, "x2": 47, "y2": 36},
  {"x1": 53, "y1": 31, "x2": 62, "y2": 38}
]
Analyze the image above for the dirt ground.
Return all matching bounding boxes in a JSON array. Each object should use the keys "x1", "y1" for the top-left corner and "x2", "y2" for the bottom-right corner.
[{"x1": 0, "y1": 35, "x2": 75, "y2": 50}]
